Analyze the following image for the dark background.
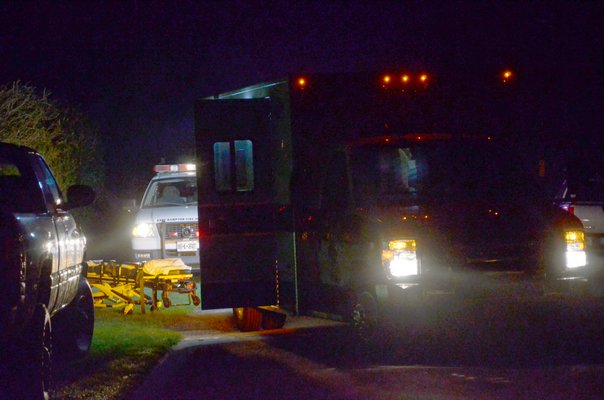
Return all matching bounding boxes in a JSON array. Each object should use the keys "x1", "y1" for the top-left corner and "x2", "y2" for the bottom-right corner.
[{"x1": 1, "y1": 0, "x2": 603, "y2": 197}]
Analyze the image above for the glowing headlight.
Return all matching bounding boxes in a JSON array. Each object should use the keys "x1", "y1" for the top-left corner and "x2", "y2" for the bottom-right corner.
[
  {"x1": 564, "y1": 230, "x2": 586, "y2": 269},
  {"x1": 382, "y1": 239, "x2": 419, "y2": 277},
  {"x1": 132, "y1": 223, "x2": 155, "y2": 238}
]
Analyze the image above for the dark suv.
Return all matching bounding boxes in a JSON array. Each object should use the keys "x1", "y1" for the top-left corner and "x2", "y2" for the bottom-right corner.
[{"x1": 0, "y1": 142, "x2": 95, "y2": 399}]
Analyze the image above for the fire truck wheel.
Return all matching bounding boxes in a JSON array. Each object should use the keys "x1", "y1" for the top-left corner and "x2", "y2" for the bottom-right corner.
[
  {"x1": 350, "y1": 291, "x2": 379, "y2": 345},
  {"x1": 233, "y1": 307, "x2": 263, "y2": 332},
  {"x1": 18, "y1": 303, "x2": 52, "y2": 400},
  {"x1": 53, "y1": 278, "x2": 94, "y2": 359}
]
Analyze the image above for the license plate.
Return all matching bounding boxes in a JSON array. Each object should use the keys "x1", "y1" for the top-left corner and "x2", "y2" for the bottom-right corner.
[{"x1": 176, "y1": 241, "x2": 199, "y2": 252}]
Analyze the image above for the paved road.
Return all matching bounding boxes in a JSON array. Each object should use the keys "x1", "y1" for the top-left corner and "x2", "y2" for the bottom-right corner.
[{"x1": 131, "y1": 295, "x2": 604, "y2": 400}]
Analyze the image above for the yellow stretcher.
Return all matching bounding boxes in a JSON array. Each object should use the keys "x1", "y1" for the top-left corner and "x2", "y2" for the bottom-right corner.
[{"x1": 86, "y1": 258, "x2": 200, "y2": 315}]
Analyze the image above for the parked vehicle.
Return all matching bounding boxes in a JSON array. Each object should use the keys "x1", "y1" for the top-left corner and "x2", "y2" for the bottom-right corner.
[
  {"x1": 554, "y1": 158, "x2": 604, "y2": 292},
  {"x1": 194, "y1": 72, "x2": 586, "y2": 335},
  {"x1": 131, "y1": 164, "x2": 200, "y2": 269},
  {"x1": 0, "y1": 142, "x2": 95, "y2": 399}
]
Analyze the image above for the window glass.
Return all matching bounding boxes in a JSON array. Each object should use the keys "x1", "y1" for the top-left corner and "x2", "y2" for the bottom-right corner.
[
  {"x1": 141, "y1": 177, "x2": 198, "y2": 208},
  {"x1": 0, "y1": 161, "x2": 20, "y2": 176},
  {"x1": 351, "y1": 142, "x2": 538, "y2": 207},
  {"x1": 567, "y1": 174, "x2": 604, "y2": 202},
  {"x1": 566, "y1": 161, "x2": 604, "y2": 202},
  {"x1": 0, "y1": 153, "x2": 45, "y2": 213},
  {"x1": 0, "y1": 157, "x2": 27, "y2": 211},
  {"x1": 34, "y1": 156, "x2": 63, "y2": 208},
  {"x1": 234, "y1": 140, "x2": 254, "y2": 191},
  {"x1": 214, "y1": 142, "x2": 232, "y2": 192},
  {"x1": 212, "y1": 140, "x2": 255, "y2": 193}
]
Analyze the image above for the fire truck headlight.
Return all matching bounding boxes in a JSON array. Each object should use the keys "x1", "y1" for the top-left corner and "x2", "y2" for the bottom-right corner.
[
  {"x1": 564, "y1": 230, "x2": 586, "y2": 269},
  {"x1": 132, "y1": 223, "x2": 155, "y2": 238},
  {"x1": 382, "y1": 239, "x2": 419, "y2": 277}
]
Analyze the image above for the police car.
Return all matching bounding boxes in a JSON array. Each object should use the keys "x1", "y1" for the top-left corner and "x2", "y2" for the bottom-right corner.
[{"x1": 131, "y1": 164, "x2": 200, "y2": 268}]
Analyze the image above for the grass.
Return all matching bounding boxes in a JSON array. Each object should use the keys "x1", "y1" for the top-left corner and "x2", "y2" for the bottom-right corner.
[
  {"x1": 50, "y1": 271, "x2": 238, "y2": 399},
  {"x1": 52, "y1": 308, "x2": 184, "y2": 400},
  {"x1": 51, "y1": 277, "x2": 236, "y2": 400}
]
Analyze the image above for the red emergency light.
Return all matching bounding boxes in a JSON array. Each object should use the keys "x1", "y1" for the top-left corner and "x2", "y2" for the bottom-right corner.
[{"x1": 153, "y1": 164, "x2": 196, "y2": 173}]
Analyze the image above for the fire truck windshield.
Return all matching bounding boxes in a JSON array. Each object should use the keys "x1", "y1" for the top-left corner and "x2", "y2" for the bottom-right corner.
[{"x1": 350, "y1": 141, "x2": 540, "y2": 207}]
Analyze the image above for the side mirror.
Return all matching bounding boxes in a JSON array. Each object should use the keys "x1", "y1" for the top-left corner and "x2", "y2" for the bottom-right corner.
[{"x1": 65, "y1": 185, "x2": 95, "y2": 209}]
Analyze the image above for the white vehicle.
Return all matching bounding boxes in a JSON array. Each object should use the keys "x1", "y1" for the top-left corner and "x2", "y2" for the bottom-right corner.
[
  {"x1": 131, "y1": 164, "x2": 200, "y2": 268},
  {"x1": 556, "y1": 163, "x2": 604, "y2": 272}
]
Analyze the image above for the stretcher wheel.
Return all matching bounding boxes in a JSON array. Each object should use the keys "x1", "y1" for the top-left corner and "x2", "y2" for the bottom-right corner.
[{"x1": 162, "y1": 292, "x2": 171, "y2": 308}]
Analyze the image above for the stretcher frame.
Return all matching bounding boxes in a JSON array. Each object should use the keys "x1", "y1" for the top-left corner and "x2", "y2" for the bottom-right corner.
[{"x1": 86, "y1": 260, "x2": 200, "y2": 314}]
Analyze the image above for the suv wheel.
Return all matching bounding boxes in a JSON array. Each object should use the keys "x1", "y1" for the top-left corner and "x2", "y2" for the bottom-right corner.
[
  {"x1": 18, "y1": 304, "x2": 52, "y2": 400},
  {"x1": 53, "y1": 278, "x2": 94, "y2": 359}
]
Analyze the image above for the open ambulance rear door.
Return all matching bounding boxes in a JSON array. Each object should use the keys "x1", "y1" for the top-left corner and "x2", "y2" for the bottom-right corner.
[{"x1": 194, "y1": 97, "x2": 297, "y2": 312}]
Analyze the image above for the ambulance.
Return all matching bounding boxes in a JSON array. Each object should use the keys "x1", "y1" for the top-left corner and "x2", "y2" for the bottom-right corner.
[{"x1": 194, "y1": 71, "x2": 586, "y2": 333}]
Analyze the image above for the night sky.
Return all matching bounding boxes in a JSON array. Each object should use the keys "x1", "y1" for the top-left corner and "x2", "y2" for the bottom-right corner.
[{"x1": 1, "y1": 1, "x2": 603, "y2": 195}]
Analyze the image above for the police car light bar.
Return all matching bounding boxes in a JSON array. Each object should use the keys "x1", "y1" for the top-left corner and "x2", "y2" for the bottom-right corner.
[{"x1": 153, "y1": 164, "x2": 196, "y2": 173}]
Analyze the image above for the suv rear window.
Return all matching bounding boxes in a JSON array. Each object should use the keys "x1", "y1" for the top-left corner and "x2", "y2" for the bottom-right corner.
[{"x1": 0, "y1": 153, "x2": 46, "y2": 213}]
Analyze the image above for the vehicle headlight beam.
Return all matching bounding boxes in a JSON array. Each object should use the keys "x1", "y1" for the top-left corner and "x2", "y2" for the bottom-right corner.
[
  {"x1": 382, "y1": 239, "x2": 419, "y2": 278},
  {"x1": 132, "y1": 223, "x2": 156, "y2": 238},
  {"x1": 564, "y1": 230, "x2": 586, "y2": 269}
]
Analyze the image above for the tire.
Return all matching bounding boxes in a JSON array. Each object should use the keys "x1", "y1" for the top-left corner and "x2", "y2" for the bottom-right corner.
[
  {"x1": 53, "y1": 278, "x2": 94, "y2": 359},
  {"x1": 260, "y1": 307, "x2": 287, "y2": 330},
  {"x1": 543, "y1": 276, "x2": 565, "y2": 295},
  {"x1": 588, "y1": 278, "x2": 604, "y2": 297},
  {"x1": 233, "y1": 307, "x2": 263, "y2": 332},
  {"x1": 14, "y1": 304, "x2": 52, "y2": 400},
  {"x1": 350, "y1": 290, "x2": 379, "y2": 345}
]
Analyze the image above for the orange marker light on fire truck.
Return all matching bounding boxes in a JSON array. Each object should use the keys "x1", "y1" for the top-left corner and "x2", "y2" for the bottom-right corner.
[
  {"x1": 500, "y1": 69, "x2": 514, "y2": 84},
  {"x1": 381, "y1": 74, "x2": 393, "y2": 89},
  {"x1": 401, "y1": 74, "x2": 410, "y2": 83},
  {"x1": 296, "y1": 77, "x2": 307, "y2": 89},
  {"x1": 419, "y1": 73, "x2": 429, "y2": 83}
]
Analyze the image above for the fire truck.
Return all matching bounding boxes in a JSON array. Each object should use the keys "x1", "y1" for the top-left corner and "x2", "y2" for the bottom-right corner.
[{"x1": 194, "y1": 71, "x2": 586, "y2": 334}]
